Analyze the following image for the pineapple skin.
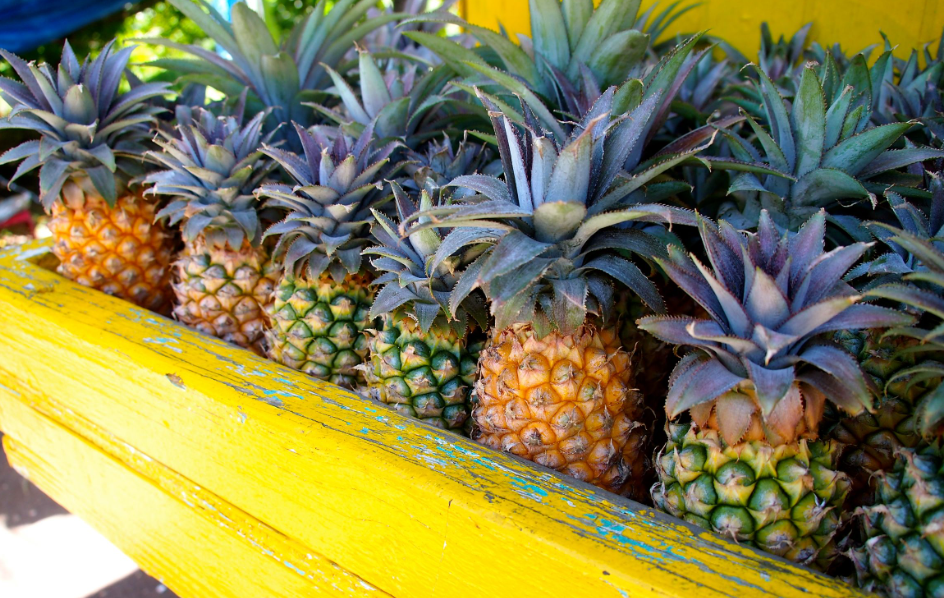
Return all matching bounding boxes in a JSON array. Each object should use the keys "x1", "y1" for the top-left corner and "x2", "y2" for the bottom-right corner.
[
  {"x1": 654, "y1": 423, "x2": 850, "y2": 571},
  {"x1": 266, "y1": 272, "x2": 374, "y2": 389},
  {"x1": 172, "y1": 238, "x2": 279, "y2": 356},
  {"x1": 851, "y1": 443, "x2": 944, "y2": 598},
  {"x1": 365, "y1": 311, "x2": 478, "y2": 432},
  {"x1": 472, "y1": 324, "x2": 649, "y2": 499},
  {"x1": 48, "y1": 177, "x2": 174, "y2": 314},
  {"x1": 830, "y1": 330, "x2": 925, "y2": 476}
]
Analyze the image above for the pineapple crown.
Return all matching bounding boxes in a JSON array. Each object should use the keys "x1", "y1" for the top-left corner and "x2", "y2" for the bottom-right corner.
[
  {"x1": 356, "y1": 0, "x2": 468, "y2": 65},
  {"x1": 672, "y1": 50, "x2": 734, "y2": 123},
  {"x1": 403, "y1": 133, "x2": 494, "y2": 200},
  {"x1": 407, "y1": 0, "x2": 654, "y2": 121},
  {"x1": 871, "y1": 32, "x2": 944, "y2": 144},
  {"x1": 258, "y1": 122, "x2": 399, "y2": 282},
  {"x1": 148, "y1": 98, "x2": 277, "y2": 250},
  {"x1": 313, "y1": 49, "x2": 458, "y2": 147},
  {"x1": 0, "y1": 40, "x2": 169, "y2": 207},
  {"x1": 758, "y1": 22, "x2": 812, "y2": 84},
  {"x1": 416, "y1": 26, "x2": 705, "y2": 151},
  {"x1": 848, "y1": 179, "x2": 944, "y2": 287},
  {"x1": 411, "y1": 91, "x2": 698, "y2": 337},
  {"x1": 713, "y1": 63, "x2": 944, "y2": 232},
  {"x1": 153, "y1": 0, "x2": 403, "y2": 139},
  {"x1": 864, "y1": 180, "x2": 944, "y2": 436},
  {"x1": 364, "y1": 181, "x2": 488, "y2": 337},
  {"x1": 638, "y1": 209, "x2": 913, "y2": 446}
]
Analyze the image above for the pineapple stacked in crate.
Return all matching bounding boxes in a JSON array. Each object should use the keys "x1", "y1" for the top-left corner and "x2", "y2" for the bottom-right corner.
[
  {"x1": 0, "y1": 41, "x2": 174, "y2": 312},
  {"x1": 640, "y1": 212, "x2": 914, "y2": 569},
  {"x1": 423, "y1": 84, "x2": 704, "y2": 497},
  {"x1": 361, "y1": 183, "x2": 487, "y2": 432},
  {"x1": 844, "y1": 189, "x2": 944, "y2": 597},
  {"x1": 147, "y1": 101, "x2": 280, "y2": 354},
  {"x1": 257, "y1": 125, "x2": 400, "y2": 388}
]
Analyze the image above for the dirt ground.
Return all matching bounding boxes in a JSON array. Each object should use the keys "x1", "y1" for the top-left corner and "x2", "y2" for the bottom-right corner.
[{"x1": 0, "y1": 433, "x2": 180, "y2": 598}]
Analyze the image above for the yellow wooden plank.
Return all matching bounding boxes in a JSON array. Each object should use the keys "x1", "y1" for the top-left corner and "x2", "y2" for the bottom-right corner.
[
  {"x1": 0, "y1": 397, "x2": 383, "y2": 598},
  {"x1": 0, "y1": 240, "x2": 867, "y2": 598},
  {"x1": 462, "y1": 0, "x2": 944, "y2": 59}
]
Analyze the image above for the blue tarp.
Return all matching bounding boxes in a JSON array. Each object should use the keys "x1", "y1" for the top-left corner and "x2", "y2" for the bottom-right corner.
[{"x1": 0, "y1": 1, "x2": 141, "y2": 53}]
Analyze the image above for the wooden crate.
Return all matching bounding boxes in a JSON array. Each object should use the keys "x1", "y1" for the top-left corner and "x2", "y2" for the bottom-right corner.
[
  {"x1": 0, "y1": 240, "x2": 866, "y2": 597},
  {"x1": 462, "y1": 0, "x2": 944, "y2": 60}
]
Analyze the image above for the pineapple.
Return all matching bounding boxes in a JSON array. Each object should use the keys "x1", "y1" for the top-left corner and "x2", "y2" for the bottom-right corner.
[
  {"x1": 852, "y1": 443, "x2": 944, "y2": 597},
  {"x1": 425, "y1": 90, "x2": 700, "y2": 498},
  {"x1": 314, "y1": 49, "x2": 463, "y2": 149},
  {"x1": 0, "y1": 41, "x2": 173, "y2": 311},
  {"x1": 829, "y1": 185, "x2": 944, "y2": 492},
  {"x1": 829, "y1": 329, "x2": 924, "y2": 476},
  {"x1": 639, "y1": 210, "x2": 913, "y2": 568},
  {"x1": 713, "y1": 64, "x2": 943, "y2": 233},
  {"x1": 408, "y1": 0, "x2": 653, "y2": 120},
  {"x1": 147, "y1": 103, "x2": 279, "y2": 354},
  {"x1": 257, "y1": 124, "x2": 399, "y2": 388},
  {"x1": 850, "y1": 218, "x2": 944, "y2": 596},
  {"x1": 157, "y1": 0, "x2": 402, "y2": 144},
  {"x1": 362, "y1": 182, "x2": 487, "y2": 431}
]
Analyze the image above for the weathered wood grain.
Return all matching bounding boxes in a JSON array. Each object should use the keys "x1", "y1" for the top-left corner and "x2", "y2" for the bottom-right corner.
[
  {"x1": 0, "y1": 241, "x2": 867, "y2": 597},
  {"x1": 0, "y1": 398, "x2": 384, "y2": 597}
]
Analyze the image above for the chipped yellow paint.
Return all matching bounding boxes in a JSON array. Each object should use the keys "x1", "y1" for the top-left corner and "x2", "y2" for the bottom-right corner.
[
  {"x1": 0, "y1": 240, "x2": 867, "y2": 598},
  {"x1": 461, "y1": 0, "x2": 944, "y2": 60}
]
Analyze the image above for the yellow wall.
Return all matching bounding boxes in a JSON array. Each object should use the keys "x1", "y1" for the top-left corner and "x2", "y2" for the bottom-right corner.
[{"x1": 462, "y1": 0, "x2": 944, "y2": 60}]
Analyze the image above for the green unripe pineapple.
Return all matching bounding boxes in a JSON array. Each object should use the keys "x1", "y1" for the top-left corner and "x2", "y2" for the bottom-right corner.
[
  {"x1": 655, "y1": 423, "x2": 850, "y2": 570},
  {"x1": 258, "y1": 124, "x2": 400, "y2": 389},
  {"x1": 640, "y1": 211, "x2": 912, "y2": 568},
  {"x1": 362, "y1": 182, "x2": 487, "y2": 432},
  {"x1": 851, "y1": 443, "x2": 944, "y2": 597},
  {"x1": 267, "y1": 273, "x2": 373, "y2": 388},
  {"x1": 830, "y1": 330, "x2": 925, "y2": 482},
  {"x1": 365, "y1": 311, "x2": 478, "y2": 431}
]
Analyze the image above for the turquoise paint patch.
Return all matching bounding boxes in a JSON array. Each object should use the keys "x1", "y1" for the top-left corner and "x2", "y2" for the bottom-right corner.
[
  {"x1": 283, "y1": 560, "x2": 308, "y2": 577},
  {"x1": 14, "y1": 246, "x2": 51, "y2": 261},
  {"x1": 509, "y1": 477, "x2": 549, "y2": 502},
  {"x1": 261, "y1": 389, "x2": 303, "y2": 401},
  {"x1": 0, "y1": 381, "x2": 22, "y2": 396},
  {"x1": 143, "y1": 337, "x2": 182, "y2": 354}
]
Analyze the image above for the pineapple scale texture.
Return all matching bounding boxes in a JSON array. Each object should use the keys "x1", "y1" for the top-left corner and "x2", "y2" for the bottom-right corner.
[
  {"x1": 473, "y1": 324, "x2": 648, "y2": 499},
  {"x1": 852, "y1": 444, "x2": 944, "y2": 598},
  {"x1": 655, "y1": 423, "x2": 850, "y2": 571},
  {"x1": 365, "y1": 312, "x2": 478, "y2": 432},
  {"x1": 830, "y1": 330, "x2": 924, "y2": 484},
  {"x1": 49, "y1": 179, "x2": 174, "y2": 313},
  {"x1": 266, "y1": 272, "x2": 373, "y2": 389},
  {"x1": 173, "y1": 239, "x2": 279, "y2": 356}
]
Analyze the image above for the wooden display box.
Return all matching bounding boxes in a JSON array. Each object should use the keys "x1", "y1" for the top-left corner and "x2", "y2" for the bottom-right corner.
[{"x1": 0, "y1": 240, "x2": 865, "y2": 597}]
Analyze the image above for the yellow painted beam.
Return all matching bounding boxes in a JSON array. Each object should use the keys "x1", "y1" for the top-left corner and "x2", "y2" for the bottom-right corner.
[
  {"x1": 0, "y1": 240, "x2": 867, "y2": 598},
  {"x1": 0, "y1": 398, "x2": 384, "y2": 598},
  {"x1": 462, "y1": 0, "x2": 944, "y2": 60}
]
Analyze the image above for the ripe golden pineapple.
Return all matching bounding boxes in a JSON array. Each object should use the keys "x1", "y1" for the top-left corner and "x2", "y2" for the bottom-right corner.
[
  {"x1": 431, "y1": 90, "x2": 699, "y2": 496},
  {"x1": 50, "y1": 178, "x2": 173, "y2": 312},
  {"x1": 149, "y1": 106, "x2": 279, "y2": 354},
  {"x1": 476, "y1": 324, "x2": 648, "y2": 496},
  {"x1": 0, "y1": 41, "x2": 173, "y2": 311},
  {"x1": 640, "y1": 212, "x2": 914, "y2": 568}
]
